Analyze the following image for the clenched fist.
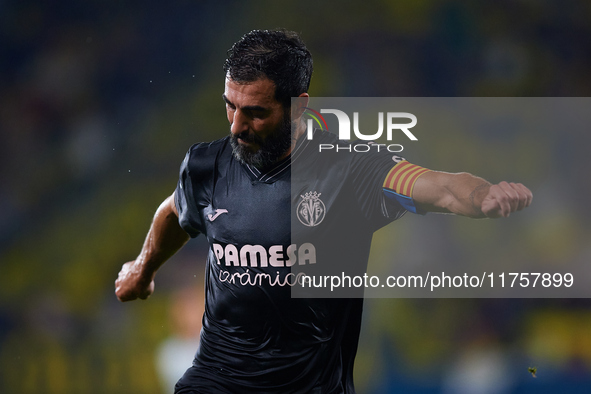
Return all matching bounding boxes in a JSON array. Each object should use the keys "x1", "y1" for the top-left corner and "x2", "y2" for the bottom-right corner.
[
  {"x1": 481, "y1": 181, "x2": 533, "y2": 218},
  {"x1": 115, "y1": 260, "x2": 155, "y2": 302}
]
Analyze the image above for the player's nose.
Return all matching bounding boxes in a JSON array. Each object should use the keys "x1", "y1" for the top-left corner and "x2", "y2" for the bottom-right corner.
[{"x1": 230, "y1": 109, "x2": 249, "y2": 136}]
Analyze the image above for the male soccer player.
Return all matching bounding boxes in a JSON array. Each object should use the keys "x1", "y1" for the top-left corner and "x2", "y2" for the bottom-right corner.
[{"x1": 115, "y1": 29, "x2": 532, "y2": 393}]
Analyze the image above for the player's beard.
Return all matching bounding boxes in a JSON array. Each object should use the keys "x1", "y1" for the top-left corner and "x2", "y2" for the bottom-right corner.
[{"x1": 230, "y1": 111, "x2": 294, "y2": 169}]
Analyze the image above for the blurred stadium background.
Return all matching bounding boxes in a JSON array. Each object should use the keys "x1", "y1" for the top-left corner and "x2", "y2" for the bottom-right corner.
[{"x1": 1, "y1": 1, "x2": 591, "y2": 393}]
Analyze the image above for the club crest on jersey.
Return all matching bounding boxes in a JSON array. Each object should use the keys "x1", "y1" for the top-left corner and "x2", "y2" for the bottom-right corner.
[{"x1": 297, "y1": 191, "x2": 326, "y2": 227}]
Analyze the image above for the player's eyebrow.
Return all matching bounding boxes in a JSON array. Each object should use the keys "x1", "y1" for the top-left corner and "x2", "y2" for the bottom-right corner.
[{"x1": 222, "y1": 94, "x2": 269, "y2": 112}]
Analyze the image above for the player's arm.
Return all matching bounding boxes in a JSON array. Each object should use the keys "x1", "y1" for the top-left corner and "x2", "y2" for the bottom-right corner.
[
  {"x1": 115, "y1": 192, "x2": 190, "y2": 302},
  {"x1": 412, "y1": 170, "x2": 533, "y2": 218}
]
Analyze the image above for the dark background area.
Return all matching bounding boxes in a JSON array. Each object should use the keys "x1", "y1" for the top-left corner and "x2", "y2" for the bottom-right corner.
[{"x1": 1, "y1": 1, "x2": 591, "y2": 392}]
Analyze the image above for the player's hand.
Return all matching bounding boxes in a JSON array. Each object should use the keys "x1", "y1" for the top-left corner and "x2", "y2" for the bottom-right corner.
[
  {"x1": 115, "y1": 260, "x2": 155, "y2": 302},
  {"x1": 480, "y1": 181, "x2": 532, "y2": 218}
]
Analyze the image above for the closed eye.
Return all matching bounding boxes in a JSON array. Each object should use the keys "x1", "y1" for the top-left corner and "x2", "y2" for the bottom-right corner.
[
  {"x1": 222, "y1": 94, "x2": 269, "y2": 118},
  {"x1": 222, "y1": 94, "x2": 236, "y2": 110}
]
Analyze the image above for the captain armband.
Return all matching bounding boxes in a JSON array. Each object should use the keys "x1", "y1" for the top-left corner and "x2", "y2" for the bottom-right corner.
[{"x1": 382, "y1": 161, "x2": 431, "y2": 214}]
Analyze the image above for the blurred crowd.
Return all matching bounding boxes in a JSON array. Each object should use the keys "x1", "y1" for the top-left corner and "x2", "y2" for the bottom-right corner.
[{"x1": 1, "y1": 1, "x2": 591, "y2": 392}]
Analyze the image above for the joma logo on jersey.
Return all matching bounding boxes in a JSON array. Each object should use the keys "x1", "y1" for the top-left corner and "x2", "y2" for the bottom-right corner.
[
  {"x1": 304, "y1": 109, "x2": 418, "y2": 141},
  {"x1": 297, "y1": 191, "x2": 325, "y2": 227},
  {"x1": 212, "y1": 243, "x2": 317, "y2": 267}
]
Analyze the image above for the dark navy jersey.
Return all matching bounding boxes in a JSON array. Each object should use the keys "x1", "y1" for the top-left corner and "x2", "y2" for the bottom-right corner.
[{"x1": 174, "y1": 131, "x2": 407, "y2": 393}]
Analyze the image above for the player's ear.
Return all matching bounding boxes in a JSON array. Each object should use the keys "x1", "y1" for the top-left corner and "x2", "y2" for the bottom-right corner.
[{"x1": 292, "y1": 93, "x2": 309, "y2": 119}]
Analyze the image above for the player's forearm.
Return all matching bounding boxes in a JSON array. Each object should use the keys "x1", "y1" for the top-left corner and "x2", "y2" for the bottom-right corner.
[
  {"x1": 135, "y1": 194, "x2": 190, "y2": 278},
  {"x1": 414, "y1": 171, "x2": 532, "y2": 218},
  {"x1": 443, "y1": 173, "x2": 491, "y2": 218},
  {"x1": 414, "y1": 171, "x2": 491, "y2": 218}
]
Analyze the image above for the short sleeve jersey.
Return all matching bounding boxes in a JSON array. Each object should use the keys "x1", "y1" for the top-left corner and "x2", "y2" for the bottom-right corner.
[{"x1": 175, "y1": 131, "x2": 408, "y2": 393}]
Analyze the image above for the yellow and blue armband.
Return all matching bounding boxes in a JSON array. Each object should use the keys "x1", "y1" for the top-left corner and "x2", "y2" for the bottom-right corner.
[{"x1": 383, "y1": 161, "x2": 431, "y2": 214}]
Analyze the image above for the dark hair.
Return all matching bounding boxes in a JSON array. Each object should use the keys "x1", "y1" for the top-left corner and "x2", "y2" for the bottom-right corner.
[{"x1": 223, "y1": 29, "x2": 313, "y2": 108}]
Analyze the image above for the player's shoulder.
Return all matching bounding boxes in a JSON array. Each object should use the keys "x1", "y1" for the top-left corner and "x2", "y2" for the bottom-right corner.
[
  {"x1": 181, "y1": 136, "x2": 232, "y2": 178},
  {"x1": 302, "y1": 129, "x2": 402, "y2": 171},
  {"x1": 187, "y1": 136, "x2": 231, "y2": 157}
]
